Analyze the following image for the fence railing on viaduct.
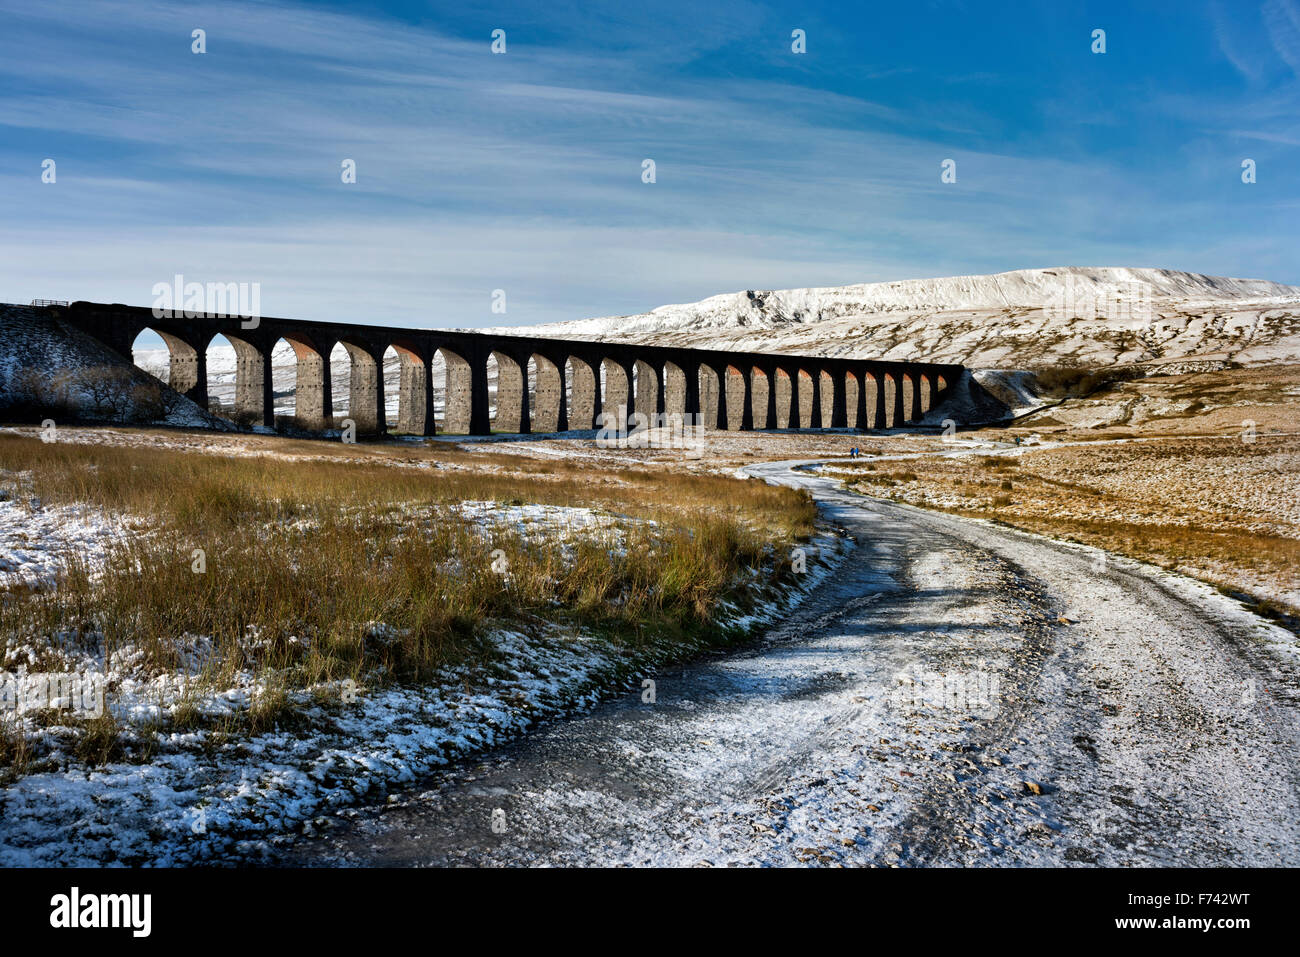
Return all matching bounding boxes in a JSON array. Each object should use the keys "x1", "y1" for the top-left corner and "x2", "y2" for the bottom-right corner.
[{"x1": 51, "y1": 301, "x2": 966, "y2": 436}]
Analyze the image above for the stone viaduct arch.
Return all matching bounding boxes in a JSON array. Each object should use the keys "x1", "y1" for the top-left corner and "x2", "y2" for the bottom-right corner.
[{"x1": 55, "y1": 301, "x2": 965, "y2": 438}]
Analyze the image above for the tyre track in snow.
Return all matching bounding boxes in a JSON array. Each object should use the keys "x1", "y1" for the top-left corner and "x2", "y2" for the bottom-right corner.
[
  {"x1": 767, "y1": 460, "x2": 1300, "y2": 866},
  {"x1": 273, "y1": 459, "x2": 1300, "y2": 867}
]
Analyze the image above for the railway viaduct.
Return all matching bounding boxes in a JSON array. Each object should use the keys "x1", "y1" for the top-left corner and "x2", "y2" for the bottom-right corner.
[{"x1": 51, "y1": 301, "x2": 965, "y2": 437}]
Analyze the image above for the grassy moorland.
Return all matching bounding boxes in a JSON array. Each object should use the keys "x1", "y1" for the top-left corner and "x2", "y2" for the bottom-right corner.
[
  {"x1": 0, "y1": 431, "x2": 816, "y2": 774},
  {"x1": 804, "y1": 366, "x2": 1299, "y2": 623},
  {"x1": 837, "y1": 432, "x2": 1300, "y2": 622}
]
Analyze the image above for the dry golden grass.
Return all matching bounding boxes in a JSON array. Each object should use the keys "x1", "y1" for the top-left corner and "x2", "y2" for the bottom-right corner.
[
  {"x1": 843, "y1": 433, "x2": 1300, "y2": 617},
  {"x1": 0, "y1": 431, "x2": 812, "y2": 537},
  {"x1": 0, "y1": 431, "x2": 816, "y2": 770},
  {"x1": 1014, "y1": 363, "x2": 1300, "y2": 437}
]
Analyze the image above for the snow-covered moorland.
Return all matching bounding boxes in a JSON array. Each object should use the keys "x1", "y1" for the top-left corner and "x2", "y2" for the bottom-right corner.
[
  {"x1": 490, "y1": 266, "x2": 1300, "y2": 369},
  {"x1": 0, "y1": 541, "x2": 845, "y2": 866},
  {"x1": 0, "y1": 428, "x2": 837, "y2": 864}
]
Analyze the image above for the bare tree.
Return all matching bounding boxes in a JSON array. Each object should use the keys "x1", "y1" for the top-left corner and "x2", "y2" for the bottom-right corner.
[{"x1": 75, "y1": 366, "x2": 137, "y2": 418}]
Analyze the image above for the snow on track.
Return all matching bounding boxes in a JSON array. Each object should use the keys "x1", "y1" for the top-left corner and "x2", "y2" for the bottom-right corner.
[
  {"x1": 0, "y1": 521, "x2": 847, "y2": 866},
  {"x1": 273, "y1": 460, "x2": 1300, "y2": 866}
]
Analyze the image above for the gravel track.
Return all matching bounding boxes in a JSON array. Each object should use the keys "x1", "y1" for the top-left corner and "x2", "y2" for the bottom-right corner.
[{"x1": 277, "y1": 460, "x2": 1300, "y2": 866}]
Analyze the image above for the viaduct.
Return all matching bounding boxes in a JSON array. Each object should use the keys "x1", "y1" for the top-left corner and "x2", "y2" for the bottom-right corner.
[{"x1": 51, "y1": 301, "x2": 966, "y2": 437}]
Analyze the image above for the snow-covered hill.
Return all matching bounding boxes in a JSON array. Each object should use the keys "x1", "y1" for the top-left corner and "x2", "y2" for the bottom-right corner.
[{"x1": 491, "y1": 267, "x2": 1300, "y2": 369}]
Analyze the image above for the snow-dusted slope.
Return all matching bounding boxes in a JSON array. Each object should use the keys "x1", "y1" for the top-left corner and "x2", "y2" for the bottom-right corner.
[
  {"x1": 1, "y1": 305, "x2": 229, "y2": 429},
  {"x1": 493, "y1": 267, "x2": 1300, "y2": 369}
]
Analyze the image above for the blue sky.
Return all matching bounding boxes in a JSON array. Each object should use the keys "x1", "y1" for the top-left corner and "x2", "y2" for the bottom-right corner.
[{"x1": 1, "y1": 0, "x2": 1298, "y2": 331}]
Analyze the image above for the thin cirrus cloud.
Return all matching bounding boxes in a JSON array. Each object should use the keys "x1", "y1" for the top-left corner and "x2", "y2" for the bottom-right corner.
[
  {"x1": 0, "y1": 0, "x2": 1297, "y2": 335},
  {"x1": 1262, "y1": 0, "x2": 1300, "y2": 76}
]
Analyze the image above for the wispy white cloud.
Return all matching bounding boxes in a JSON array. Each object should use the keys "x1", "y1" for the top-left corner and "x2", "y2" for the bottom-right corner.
[
  {"x1": 1211, "y1": 0, "x2": 1267, "y2": 82},
  {"x1": 1, "y1": 0, "x2": 1298, "y2": 323},
  {"x1": 1263, "y1": 0, "x2": 1300, "y2": 77}
]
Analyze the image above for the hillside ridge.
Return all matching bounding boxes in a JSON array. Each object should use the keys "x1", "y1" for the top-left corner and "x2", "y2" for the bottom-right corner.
[{"x1": 494, "y1": 266, "x2": 1300, "y2": 369}]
